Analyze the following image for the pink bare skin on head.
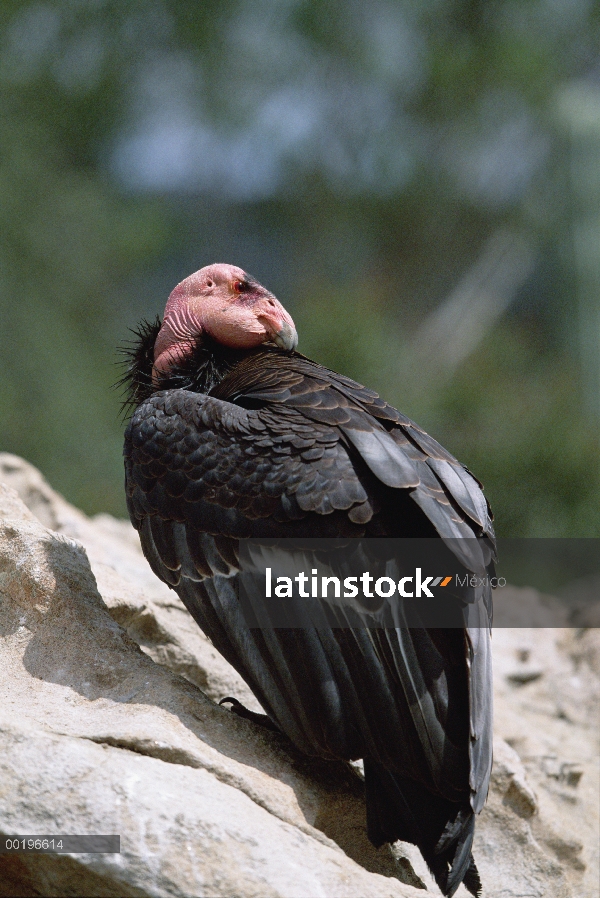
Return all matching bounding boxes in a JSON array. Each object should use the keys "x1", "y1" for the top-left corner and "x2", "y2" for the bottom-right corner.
[{"x1": 153, "y1": 263, "x2": 298, "y2": 379}]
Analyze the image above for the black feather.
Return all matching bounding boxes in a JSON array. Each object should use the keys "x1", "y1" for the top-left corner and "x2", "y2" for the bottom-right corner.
[
  {"x1": 122, "y1": 313, "x2": 495, "y2": 898},
  {"x1": 116, "y1": 316, "x2": 162, "y2": 417}
]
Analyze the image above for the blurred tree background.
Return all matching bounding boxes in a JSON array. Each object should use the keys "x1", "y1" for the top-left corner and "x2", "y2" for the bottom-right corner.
[{"x1": 1, "y1": 0, "x2": 599, "y2": 535}]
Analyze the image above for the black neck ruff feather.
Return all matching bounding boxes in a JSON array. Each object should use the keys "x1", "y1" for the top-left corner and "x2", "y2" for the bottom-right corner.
[{"x1": 117, "y1": 317, "x2": 267, "y2": 416}]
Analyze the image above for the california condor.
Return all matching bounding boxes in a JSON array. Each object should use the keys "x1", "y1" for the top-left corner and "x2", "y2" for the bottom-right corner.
[{"x1": 122, "y1": 263, "x2": 494, "y2": 897}]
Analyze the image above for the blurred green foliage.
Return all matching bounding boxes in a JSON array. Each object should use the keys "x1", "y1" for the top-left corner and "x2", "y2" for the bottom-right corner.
[{"x1": 1, "y1": 0, "x2": 599, "y2": 535}]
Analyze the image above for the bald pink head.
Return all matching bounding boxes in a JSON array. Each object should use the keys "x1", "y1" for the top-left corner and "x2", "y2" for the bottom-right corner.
[{"x1": 153, "y1": 263, "x2": 297, "y2": 377}]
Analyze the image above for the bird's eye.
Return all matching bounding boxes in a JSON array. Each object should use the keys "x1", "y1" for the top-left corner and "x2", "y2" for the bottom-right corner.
[
  {"x1": 206, "y1": 279, "x2": 214, "y2": 288},
  {"x1": 233, "y1": 280, "x2": 247, "y2": 294}
]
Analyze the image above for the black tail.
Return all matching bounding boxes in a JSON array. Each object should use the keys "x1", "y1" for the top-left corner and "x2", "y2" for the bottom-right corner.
[{"x1": 364, "y1": 757, "x2": 481, "y2": 897}]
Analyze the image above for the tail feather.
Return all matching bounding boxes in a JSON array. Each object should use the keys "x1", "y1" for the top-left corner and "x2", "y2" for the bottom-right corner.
[
  {"x1": 364, "y1": 757, "x2": 481, "y2": 897},
  {"x1": 462, "y1": 857, "x2": 482, "y2": 897},
  {"x1": 436, "y1": 809, "x2": 476, "y2": 896}
]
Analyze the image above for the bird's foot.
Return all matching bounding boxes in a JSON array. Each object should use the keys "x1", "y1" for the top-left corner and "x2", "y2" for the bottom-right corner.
[{"x1": 219, "y1": 696, "x2": 280, "y2": 733}]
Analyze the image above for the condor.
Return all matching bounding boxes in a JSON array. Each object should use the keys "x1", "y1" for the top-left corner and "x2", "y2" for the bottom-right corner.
[{"x1": 123, "y1": 263, "x2": 495, "y2": 897}]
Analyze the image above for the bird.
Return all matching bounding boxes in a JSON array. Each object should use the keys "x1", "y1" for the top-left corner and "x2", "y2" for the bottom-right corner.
[{"x1": 122, "y1": 263, "x2": 495, "y2": 897}]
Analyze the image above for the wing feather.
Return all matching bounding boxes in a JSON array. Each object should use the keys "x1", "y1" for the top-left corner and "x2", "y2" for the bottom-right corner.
[
  {"x1": 125, "y1": 351, "x2": 494, "y2": 855},
  {"x1": 343, "y1": 427, "x2": 420, "y2": 488}
]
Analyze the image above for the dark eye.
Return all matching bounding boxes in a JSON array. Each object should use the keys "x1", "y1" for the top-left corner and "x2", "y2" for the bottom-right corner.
[
  {"x1": 206, "y1": 279, "x2": 214, "y2": 288},
  {"x1": 233, "y1": 280, "x2": 248, "y2": 293}
]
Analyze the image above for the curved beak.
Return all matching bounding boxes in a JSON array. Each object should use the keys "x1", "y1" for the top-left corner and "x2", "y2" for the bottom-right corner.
[
  {"x1": 255, "y1": 293, "x2": 298, "y2": 352},
  {"x1": 271, "y1": 319, "x2": 298, "y2": 351}
]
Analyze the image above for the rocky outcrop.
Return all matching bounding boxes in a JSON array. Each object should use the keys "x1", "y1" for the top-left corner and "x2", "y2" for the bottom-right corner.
[{"x1": 0, "y1": 453, "x2": 598, "y2": 897}]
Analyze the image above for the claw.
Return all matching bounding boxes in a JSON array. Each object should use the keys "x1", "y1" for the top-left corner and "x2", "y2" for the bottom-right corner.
[{"x1": 219, "y1": 696, "x2": 280, "y2": 733}]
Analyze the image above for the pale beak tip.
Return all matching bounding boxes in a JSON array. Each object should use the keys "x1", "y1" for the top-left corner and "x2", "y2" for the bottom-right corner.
[{"x1": 272, "y1": 321, "x2": 298, "y2": 352}]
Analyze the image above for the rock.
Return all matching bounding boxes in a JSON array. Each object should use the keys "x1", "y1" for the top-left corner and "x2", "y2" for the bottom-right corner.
[
  {"x1": 489, "y1": 625, "x2": 599, "y2": 897},
  {"x1": 570, "y1": 627, "x2": 600, "y2": 676},
  {"x1": 506, "y1": 667, "x2": 544, "y2": 685},
  {"x1": 0, "y1": 483, "x2": 422, "y2": 898},
  {"x1": 0, "y1": 456, "x2": 598, "y2": 897},
  {"x1": 0, "y1": 453, "x2": 259, "y2": 711},
  {"x1": 491, "y1": 738, "x2": 539, "y2": 819}
]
